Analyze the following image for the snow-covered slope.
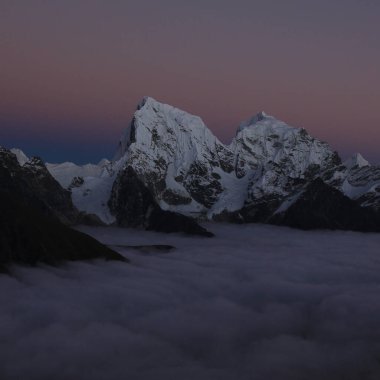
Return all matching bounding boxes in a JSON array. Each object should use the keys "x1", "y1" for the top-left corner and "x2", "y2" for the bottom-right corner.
[
  {"x1": 46, "y1": 159, "x2": 123, "y2": 224},
  {"x1": 69, "y1": 158, "x2": 129, "y2": 224},
  {"x1": 10, "y1": 148, "x2": 29, "y2": 166},
  {"x1": 336, "y1": 156, "x2": 380, "y2": 210},
  {"x1": 46, "y1": 160, "x2": 110, "y2": 189},
  {"x1": 343, "y1": 153, "x2": 370, "y2": 170}
]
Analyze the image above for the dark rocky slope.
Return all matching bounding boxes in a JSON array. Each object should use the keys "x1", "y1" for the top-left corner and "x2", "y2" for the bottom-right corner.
[
  {"x1": 270, "y1": 179, "x2": 380, "y2": 232},
  {"x1": 109, "y1": 166, "x2": 213, "y2": 237},
  {"x1": 0, "y1": 148, "x2": 79, "y2": 224},
  {"x1": 0, "y1": 147, "x2": 102, "y2": 226},
  {"x1": 0, "y1": 190, "x2": 125, "y2": 269},
  {"x1": 0, "y1": 148, "x2": 125, "y2": 268}
]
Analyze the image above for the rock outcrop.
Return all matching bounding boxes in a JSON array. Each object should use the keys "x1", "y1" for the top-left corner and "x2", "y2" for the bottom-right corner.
[{"x1": 109, "y1": 166, "x2": 213, "y2": 237}]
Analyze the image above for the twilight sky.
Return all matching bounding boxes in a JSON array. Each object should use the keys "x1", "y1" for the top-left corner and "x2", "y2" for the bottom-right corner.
[{"x1": 1, "y1": 0, "x2": 379, "y2": 164}]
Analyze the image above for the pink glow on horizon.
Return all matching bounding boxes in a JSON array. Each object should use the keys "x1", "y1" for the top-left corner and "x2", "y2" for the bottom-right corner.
[{"x1": 1, "y1": 1, "x2": 379, "y2": 163}]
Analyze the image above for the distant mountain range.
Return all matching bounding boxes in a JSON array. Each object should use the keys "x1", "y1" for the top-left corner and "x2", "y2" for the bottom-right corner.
[
  {"x1": 2, "y1": 97, "x2": 380, "y2": 265},
  {"x1": 47, "y1": 97, "x2": 380, "y2": 228}
]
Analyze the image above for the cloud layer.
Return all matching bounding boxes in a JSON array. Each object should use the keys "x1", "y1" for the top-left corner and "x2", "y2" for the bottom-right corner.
[{"x1": 1, "y1": 224, "x2": 380, "y2": 379}]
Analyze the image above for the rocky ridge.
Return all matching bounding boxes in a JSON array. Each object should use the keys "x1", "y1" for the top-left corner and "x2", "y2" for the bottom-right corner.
[{"x1": 0, "y1": 147, "x2": 124, "y2": 267}]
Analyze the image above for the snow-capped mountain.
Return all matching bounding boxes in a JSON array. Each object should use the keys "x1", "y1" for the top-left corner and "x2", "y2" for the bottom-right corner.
[
  {"x1": 229, "y1": 111, "x2": 341, "y2": 219},
  {"x1": 119, "y1": 97, "x2": 237, "y2": 216},
  {"x1": 232, "y1": 111, "x2": 339, "y2": 178},
  {"x1": 43, "y1": 96, "x2": 380, "y2": 231}
]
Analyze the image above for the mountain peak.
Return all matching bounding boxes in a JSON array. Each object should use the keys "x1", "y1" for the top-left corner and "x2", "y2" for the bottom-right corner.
[
  {"x1": 137, "y1": 96, "x2": 157, "y2": 110},
  {"x1": 256, "y1": 111, "x2": 269, "y2": 119},
  {"x1": 10, "y1": 148, "x2": 29, "y2": 166},
  {"x1": 236, "y1": 111, "x2": 293, "y2": 134},
  {"x1": 249, "y1": 111, "x2": 271, "y2": 123},
  {"x1": 344, "y1": 153, "x2": 370, "y2": 170}
]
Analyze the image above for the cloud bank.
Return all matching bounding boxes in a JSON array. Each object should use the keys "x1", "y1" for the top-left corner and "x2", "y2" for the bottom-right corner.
[{"x1": 1, "y1": 224, "x2": 380, "y2": 379}]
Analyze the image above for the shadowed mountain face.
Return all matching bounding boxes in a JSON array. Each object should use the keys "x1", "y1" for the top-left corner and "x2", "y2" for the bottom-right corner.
[
  {"x1": 0, "y1": 148, "x2": 125, "y2": 267},
  {"x1": 0, "y1": 148, "x2": 78, "y2": 225},
  {"x1": 109, "y1": 166, "x2": 213, "y2": 237},
  {"x1": 269, "y1": 179, "x2": 380, "y2": 232},
  {"x1": 0, "y1": 191, "x2": 125, "y2": 268}
]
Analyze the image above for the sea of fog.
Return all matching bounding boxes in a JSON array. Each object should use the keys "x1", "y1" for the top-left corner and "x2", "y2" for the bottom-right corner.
[{"x1": 1, "y1": 223, "x2": 380, "y2": 380}]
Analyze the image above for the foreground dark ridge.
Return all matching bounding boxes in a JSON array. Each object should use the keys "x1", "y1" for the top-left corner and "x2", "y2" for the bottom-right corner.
[
  {"x1": 0, "y1": 148, "x2": 125, "y2": 268},
  {"x1": 0, "y1": 190, "x2": 126, "y2": 270}
]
